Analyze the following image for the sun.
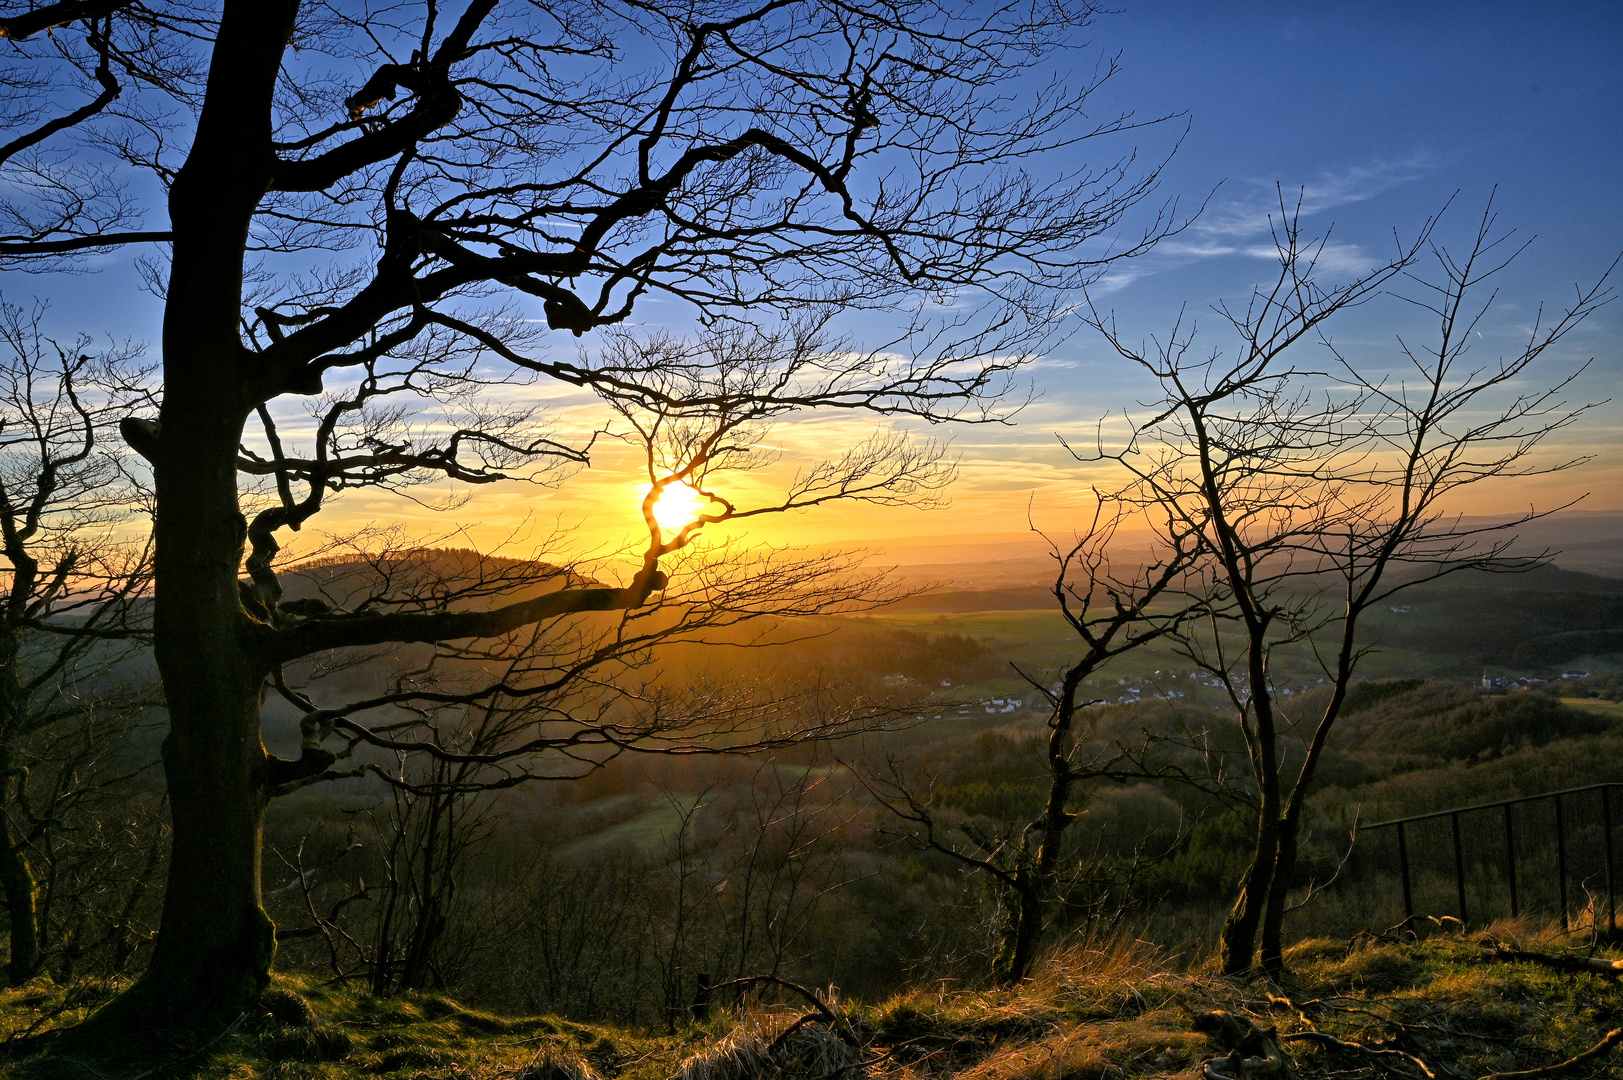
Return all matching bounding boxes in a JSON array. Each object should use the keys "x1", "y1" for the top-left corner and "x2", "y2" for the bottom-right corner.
[{"x1": 650, "y1": 482, "x2": 711, "y2": 535}]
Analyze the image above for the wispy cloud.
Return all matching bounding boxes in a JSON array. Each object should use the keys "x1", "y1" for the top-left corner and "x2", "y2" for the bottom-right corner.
[
  {"x1": 1196, "y1": 153, "x2": 1439, "y2": 240},
  {"x1": 1155, "y1": 240, "x2": 1239, "y2": 258},
  {"x1": 1022, "y1": 356, "x2": 1079, "y2": 371},
  {"x1": 1087, "y1": 266, "x2": 1157, "y2": 295},
  {"x1": 1240, "y1": 239, "x2": 1377, "y2": 276},
  {"x1": 1088, "y1": 153, "x2": 1440, "y2": 295}
]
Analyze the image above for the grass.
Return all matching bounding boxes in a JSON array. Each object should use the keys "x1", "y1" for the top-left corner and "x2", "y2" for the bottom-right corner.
[
  {"x1": 1563, "y1": 696, "x2": 1623, "y2": 720},
  {"x1": 862, "y1": 607, "x2": 1472, "y2": 708},
  {"x1": 854, "y1": 924, "x2": 1623, "y2": 1079},
  {"x1": 0, "y1": 976, "x2": 647, "y2": 1080},
  {"x1": 8, "y1": 922, "x2": 1623, "y2": 1080},
  {"x1": 554, "y1": 790, "x2": 704, "y2": 858}
]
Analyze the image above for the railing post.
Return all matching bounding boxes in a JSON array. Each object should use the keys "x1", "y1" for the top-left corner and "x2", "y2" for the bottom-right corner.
[
  {"x1": 1604, "y1": 786, "x2": 1615, "y2": 936},
  {"x1": 1397, "y1": 821, "x2": 1413, "y2": 920},
  {"x1": 1365, "y1": 784, "x2": 1623, "y2": 937},
  {"x1": 1555, "y1": 794, "x2": 1569, "y2": 930},
  {"x1": 1504, "y1": 802, "x2": 1518, "y2": 918},
  {"x1": 1451, "y1": 811, "x2": 1467, "y2": 924}
]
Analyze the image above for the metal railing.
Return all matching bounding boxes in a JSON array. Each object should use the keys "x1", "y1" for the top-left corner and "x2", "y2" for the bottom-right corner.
[{"x1": 1363, "y1": 783, "x2": 1620, "y2": 932}]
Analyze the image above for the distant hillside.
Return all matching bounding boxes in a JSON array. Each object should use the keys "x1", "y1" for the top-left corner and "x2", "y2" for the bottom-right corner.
[
  {"x1": 278, "y1": 546, "x2": 594, "y2": 611},
  {"x1": 1452, "y1": 509, "x2": 1623, "y2": 577},
  {"x1": 883, "y1": 584, "x2": 1056, "y2": 611},
  {"x1": 859, "y1": 510, "x2": 1623, "y2": 600},
  {"x1": 1369, "y1": 564, "x2": 1623, "y2": 669}
]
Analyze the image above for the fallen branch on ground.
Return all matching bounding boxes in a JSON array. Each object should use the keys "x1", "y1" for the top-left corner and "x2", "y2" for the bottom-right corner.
[
  {"x1": 1487, "y1": 948, "x2": 1623, "y2": 978},
  {"x1": 1281, "y1": 1029, "x2": 1435, "y2": 1080},
  {"x1": 1385, "y1": 914, "x2": 1465, "y2": 937},
  {"x1": 1477, "y1": 1028, "x2": 1622, "y2": 1080},
  {"x1": 697, "y1": 974, "x2": 859, "y2": 1048},
  {"x1": 1194, "y1": 1010, "x2": 1289, "y2": 1080}
]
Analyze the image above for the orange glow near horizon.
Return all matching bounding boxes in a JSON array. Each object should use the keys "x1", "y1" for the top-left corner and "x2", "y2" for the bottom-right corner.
[{"x1": 275, "y1": 415, "x2": 1621, "y2": 571}]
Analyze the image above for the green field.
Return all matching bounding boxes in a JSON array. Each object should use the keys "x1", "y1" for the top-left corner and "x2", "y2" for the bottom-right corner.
[
  {"x1": 553, "y1": 791, "x2": 703, "y2": 858},
  {"x1": 1563, "y1": 696, "x2": 1623, "y2": 720},
  {"x1": 862, "y1": 605, "x2": 1468, "y2": 705}
]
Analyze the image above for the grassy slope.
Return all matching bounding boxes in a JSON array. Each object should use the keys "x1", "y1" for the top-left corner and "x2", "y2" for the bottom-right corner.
[
  {"x1": 7, "y1": 926, "x2": 1623, "y2": 1079},
  {"x1": 552, "y1": 791, "x2": 704, "y2": 859},
  {"x1": 861, "y1": 606, "x2": 1475, "y2": 709},
  {"x1": 1566, "y1": 697, "x2": 1623, "y2": 721}
]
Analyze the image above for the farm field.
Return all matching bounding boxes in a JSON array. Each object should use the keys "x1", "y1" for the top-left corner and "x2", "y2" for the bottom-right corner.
[
  {"x1": 1563, "y1": 697, "x2": 1623, "y2": 720},
  {"x1": 859, "y1": 603, "x2": 1479, "y2": 709}
]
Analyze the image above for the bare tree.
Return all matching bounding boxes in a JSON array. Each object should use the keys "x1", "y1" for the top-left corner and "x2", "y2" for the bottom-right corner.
[
  {"x1": 267, "y1": 739, "x2": 527, "y2": 998},
  {"x1": 503, "y1": 847, "x2": 656, "y2": 1023},
  {"x1": 710, "y1": 755, "x2": 861, "y2": 985},
  {"x1": 0, "y1": 298, "x2": 154, "y2": 986},
  {"x1": 1083, "y1": 196, "x2": 1617, "y2": 976},
  {"x1": 860, "y1": 492, "x2": 1204, "y2": 984},
  {"x1": 0, "y1": 0, "x2": 1183, "y2": 1039}
]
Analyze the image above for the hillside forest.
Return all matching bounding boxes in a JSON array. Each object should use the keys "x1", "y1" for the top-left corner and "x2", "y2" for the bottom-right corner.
[{"x1": 7, "y1": 547, "x2": 1623, "y2": 1028}]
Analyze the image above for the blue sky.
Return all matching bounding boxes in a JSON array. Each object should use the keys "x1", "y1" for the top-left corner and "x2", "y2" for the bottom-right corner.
[
  {"x1": 39, "y1": 4, "x2": 1616, "y2": 336},
  {"x1": 1089, "y1": 1, "x2": 1620, "y2": 308},
  {"x1": 926, "y1": 0, "x2": 1623, "y2": 535},
  {"x1": 7, "y1": 2, "x2": 1620, "y2": 546}
]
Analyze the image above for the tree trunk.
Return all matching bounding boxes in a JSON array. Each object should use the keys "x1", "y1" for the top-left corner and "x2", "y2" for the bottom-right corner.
[
  {"x1": 85, "y1": 0, "x2": 297, "y2": 1039},
  {"x1": 1258, "y1": 642, "x2": 1353, "y2": 980},
  {"x1": 92, "y1": 386, "x2": 275, "y2": 1032},
  {"x1": 1259, "y1": 674, "x2": 1347, "y2": 980},
  {"x1": 1220, "y1": 811, "x2": 1278, "y2": 975},
  {"x1": 1221, "y1": 627, "x2": 1282, "y2": 976},
  {"x1": 1258, "y1": 813, "x2": 1299, "y2": 979},
  {"x1": 0, "y1": 625, "x2": 43, "y2": 985},
  {"x1": 0, "y1": 743, "x2": 42, "y2": 986},
  {"x1": 993, "y1": 870, "x2": 1043, "y2": 985},
  {"x1": 1001, "y1": 703, "x2": 1086, "y2": 984}
]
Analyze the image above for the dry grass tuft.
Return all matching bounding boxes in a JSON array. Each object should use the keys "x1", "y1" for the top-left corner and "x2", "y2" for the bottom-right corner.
[
  {"x1": 859, "y1": 937, "x2": 1219, "y2": 1078},
  {"x1": 1316, "y1": 940, "x2": 1423, "y2": 992},
  {"x1": 948, "y1": 1016, "x2": 1206, "y2": 1080},
  {"x1": 515, "y1": 1045, "x2": 604, "y2": 1080},
  {"x1": 1026, "y1": 937, "x2": 1188, "y2": 1014},
  {"x1": 674, "y1": 1016, "x2": 865, "y2": 1080}
]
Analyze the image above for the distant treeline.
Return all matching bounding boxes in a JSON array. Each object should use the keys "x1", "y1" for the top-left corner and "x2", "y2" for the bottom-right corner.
[{"x1": 886, "y1": 587, "x2": 1055, "y2": 611}]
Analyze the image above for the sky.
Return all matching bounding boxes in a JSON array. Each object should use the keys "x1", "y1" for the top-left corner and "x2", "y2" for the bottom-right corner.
[
  {"x1": 949, "y1": 1, "x2": 1623, "y2": 530},
  {"x1": 611, "y1": 0, "x2": 1623, "y2": 556},
  {"x1": 8, "y1": 1, "x2": 1621, "y2": 564}
]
